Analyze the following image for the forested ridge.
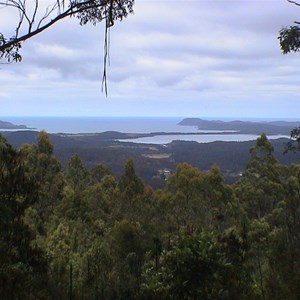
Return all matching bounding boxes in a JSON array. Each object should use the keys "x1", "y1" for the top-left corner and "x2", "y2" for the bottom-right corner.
[
  {"x1": 3, "y1": 130, "x2": 300, "y2": 188},
  {"x1": 0, "y1": 131, "x2": 299, "y2": 299}
]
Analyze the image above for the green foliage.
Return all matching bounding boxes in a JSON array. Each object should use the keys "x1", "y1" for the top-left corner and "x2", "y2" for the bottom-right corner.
[
  {"x1": 0, "y1": 135, "x2": 46, "y2": 298},
  {"x1": 91, "y1": 163, "x2": 112, "y2": 183},
  {"x1": 141, "y1": 231, "x2": 231, "y2": 300},
  {"x1": 263, "y1": 164, "x2": 300, "y2": 300},
  {"x1": 0, "y1": 33, "x2": 22, "y2": 62},
  {"x1": 248, "y1": 134, "x2": 278, "y2": 169},
  {"x1": 20, "y1": 131, "x2": 64, "y2": 224},
  {"x1": 279, "y1": 26, "x2": 300, "y2": 54},
  {"x1": 1, "y1": 133, "x2": 300, "y2": 299},
  {"x1": 218, "y1": 227, "x2": 254, "y2": 299},
  {"x1": 235, "y1": 134, "x2": 283, "y2": 220},
  {"x1": 166, "y1": 163, "x2": 241, "y2": 233},
  {"x1": 118, "y1": 159, "x2": 144, "y2": 196},
  {"x1": 65, "y1": 154, "x2": 90, "y2": 189},
  {"x1": 285, "y1": 126, "x2": 300, "y2": 152},
  {"x1": 76, "y1": 0, "x2": 134, "y2": 26}
]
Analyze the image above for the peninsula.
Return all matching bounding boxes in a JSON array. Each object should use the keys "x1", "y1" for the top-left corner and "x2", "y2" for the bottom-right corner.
[
  {"x1": 0, "y1": 120, "x2": 30, "y2": 130},
  {"x1": 178, "y1": 118, "x2": 299, "y2": 135}
]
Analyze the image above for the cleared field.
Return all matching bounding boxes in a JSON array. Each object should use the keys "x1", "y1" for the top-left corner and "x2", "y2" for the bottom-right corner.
[{"x1": 142, "y1": 153, "x2": 172, "y2": 159}]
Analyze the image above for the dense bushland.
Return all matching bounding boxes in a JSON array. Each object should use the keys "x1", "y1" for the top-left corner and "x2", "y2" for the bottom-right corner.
[{"x1": 0, "y1": 132, "x2": 299, "y2": 299}]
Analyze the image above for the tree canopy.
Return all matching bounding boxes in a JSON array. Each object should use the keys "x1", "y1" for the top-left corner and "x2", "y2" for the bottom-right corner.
[{"x1": 1, "y1": 132, "x2": 299, "y2": 298}]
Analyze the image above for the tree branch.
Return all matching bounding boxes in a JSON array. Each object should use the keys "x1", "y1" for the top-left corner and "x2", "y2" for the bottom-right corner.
[
  {"x1": 287, "y1": 0, "x2": 300, "y2": 7},
  {"x1": 0, "y1": 0, "x2": 106, "y2": 53},
  {"x1": 0, "y1": 0, "x2": 134, "y2": 93}
]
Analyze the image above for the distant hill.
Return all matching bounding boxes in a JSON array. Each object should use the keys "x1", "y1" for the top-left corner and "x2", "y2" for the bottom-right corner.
[
  {"x1": 178, "y1": 118, "x2": 299, "y2": 135},
  {"x1": 0, "y1": 120, "x2": 30, "y2": 130}
]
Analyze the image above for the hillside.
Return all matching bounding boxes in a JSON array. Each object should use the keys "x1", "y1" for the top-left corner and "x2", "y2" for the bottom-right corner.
[
  {"x1": 178, "y1": 118, "x2": 299, "y2": 135},
  {"x1": 0, "y1": 119, "x2": 30, "y2": 129}
]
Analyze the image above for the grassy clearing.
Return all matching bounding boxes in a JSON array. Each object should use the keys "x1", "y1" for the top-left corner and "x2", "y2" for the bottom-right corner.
[{"x1": 142, "y1": 153, "x2": 171, "y2": 159}]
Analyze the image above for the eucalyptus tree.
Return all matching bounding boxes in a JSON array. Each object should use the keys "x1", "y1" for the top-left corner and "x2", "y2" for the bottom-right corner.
[
  {"x1": 235, "y1": 134, "x2": 284, "y2": 220},
  {"x1": 141, "y1": 231, "x2": 241, "y2": 300},
  {"x1": 20, "y1": 131, "x2": 64, "y2": 224},
  {"x1": 278, "y1": 0, "x2": 300, "y2": 54},
  {"x1": 0, "y1": 135, "x2": 47, "y2": 298}
]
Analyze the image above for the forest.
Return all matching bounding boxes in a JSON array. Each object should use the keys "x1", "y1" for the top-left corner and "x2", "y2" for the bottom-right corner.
[
  {"x1": 3, "y1": 130, "x2": 300, "y2": 188},
  {"x1": 0, "y1": 131, "x2": 299, "y2": 299}
]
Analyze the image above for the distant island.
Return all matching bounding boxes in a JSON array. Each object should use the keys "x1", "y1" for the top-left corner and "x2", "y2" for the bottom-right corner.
[
  {"x1": 0, "y1": 120, "x2": 31, "y2": 130},
  {"x1": 178, "y1": 118, "x2": 299, "y2": 135}
]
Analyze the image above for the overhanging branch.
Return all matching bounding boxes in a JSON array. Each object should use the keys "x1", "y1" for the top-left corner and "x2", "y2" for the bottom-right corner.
[
  {"x1": 0, "y1": 0, "x2": 134, "y2": 94},
  {"x1": 0, "y1": 0, "x2": 107, "y2": 52}
]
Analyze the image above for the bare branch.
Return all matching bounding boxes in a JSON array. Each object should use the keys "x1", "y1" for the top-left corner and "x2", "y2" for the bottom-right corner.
[
  {"x1": 15, "y1": 6, "x2": 25, "y2": 37},
  {"x1": 37, "y1": 3, "x2": 59, "y2": 29},
  {"x1": 29, "y1": 0, "x2": 39, "y2": 34},
  {"x1": 287, "y1": 0, "x2": 300, "y2": 7}
]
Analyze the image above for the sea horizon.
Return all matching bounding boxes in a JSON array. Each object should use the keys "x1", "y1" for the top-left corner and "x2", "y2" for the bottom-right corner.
[
  {"x1": 0, "y1": 116, "x2": 294, "y2": 144},
  {"x1": 0, "y1": 116, "x2": 192, "y2": 134}
]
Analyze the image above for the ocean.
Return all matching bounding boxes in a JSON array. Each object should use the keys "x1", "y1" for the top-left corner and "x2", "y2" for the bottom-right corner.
[
  {"x1": 1, "y1": 116, "x2": 195, "y2": 134},
  {"x1": 0, "y1": 116, "x2": 289, "y2": 144}
]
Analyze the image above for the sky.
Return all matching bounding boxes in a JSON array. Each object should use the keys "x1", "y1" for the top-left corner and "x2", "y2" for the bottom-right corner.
[{"x1": 1, "y1": 0, "x2": 300, "y2": 118}]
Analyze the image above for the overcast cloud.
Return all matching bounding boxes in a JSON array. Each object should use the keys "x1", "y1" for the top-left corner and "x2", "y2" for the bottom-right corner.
[{"x1": 1, "y1": 0, "x2": 300, "y2": 118}]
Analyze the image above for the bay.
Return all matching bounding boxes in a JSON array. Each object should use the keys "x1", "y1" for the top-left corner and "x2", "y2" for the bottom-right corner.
[{"x1": 120, "y1": 134, "x2": 288, "y2": 145}]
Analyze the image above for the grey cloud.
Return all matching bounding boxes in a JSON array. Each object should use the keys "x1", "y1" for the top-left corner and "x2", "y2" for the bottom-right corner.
[{"x1": 1, "y1": 0, "x2": 300, "y2": 117}]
